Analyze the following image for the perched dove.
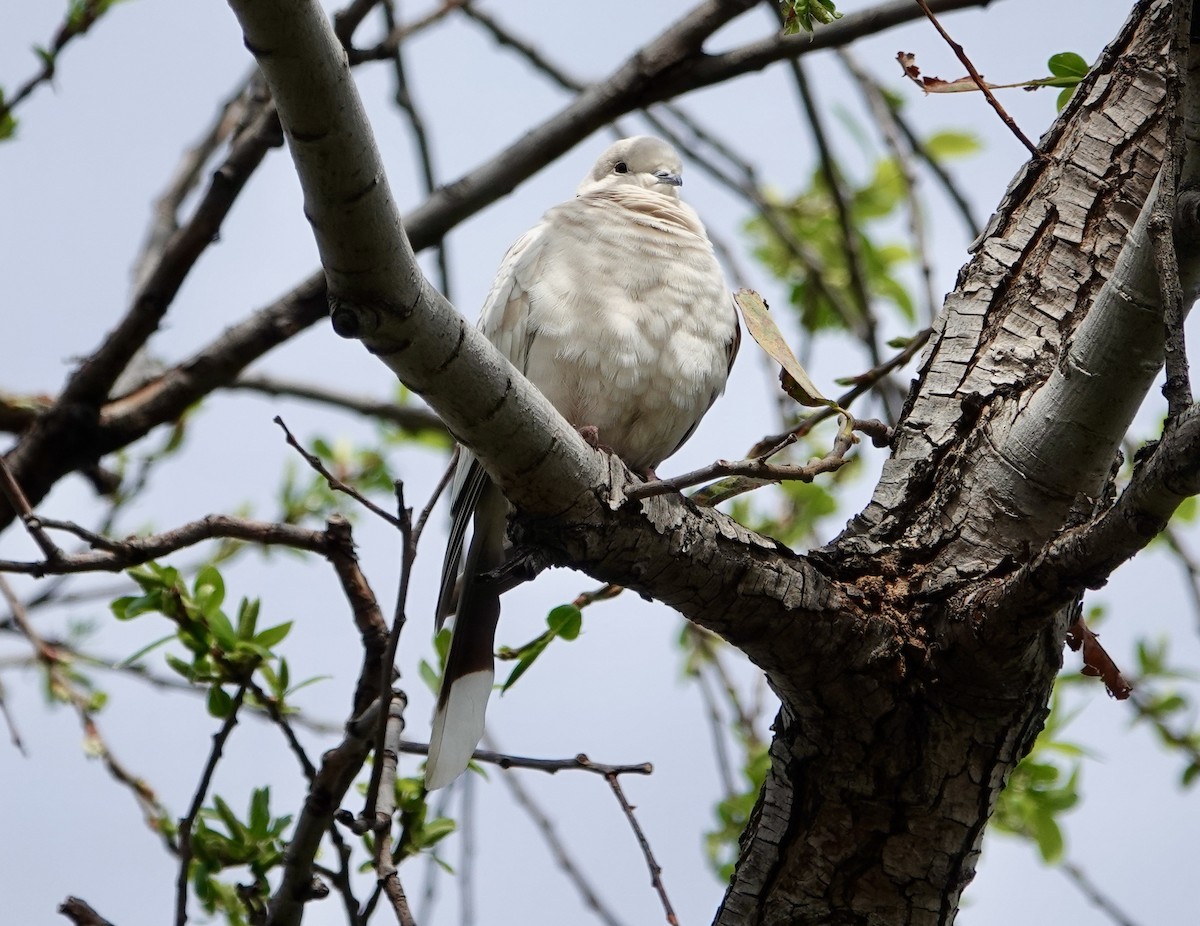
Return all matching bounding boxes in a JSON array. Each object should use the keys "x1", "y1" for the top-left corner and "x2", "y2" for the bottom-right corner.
[{"x1": 425, "y1": 136, "x2": 739, "y2": 790}]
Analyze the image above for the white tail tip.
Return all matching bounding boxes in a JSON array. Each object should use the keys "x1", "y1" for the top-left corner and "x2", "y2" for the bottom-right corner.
[{"x1": 425, "y1": 669, "x2": 494, "y2": 790}]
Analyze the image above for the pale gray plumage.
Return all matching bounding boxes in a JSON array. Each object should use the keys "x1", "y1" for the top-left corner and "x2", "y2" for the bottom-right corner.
[{"x1": 426, "y1": 136, "x2": 739, "y2": 790}]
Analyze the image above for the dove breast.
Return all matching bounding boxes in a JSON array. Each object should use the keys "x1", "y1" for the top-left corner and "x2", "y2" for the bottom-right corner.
[{"x1": 486, "y1": 184, "x2": 735, "y2": 474}]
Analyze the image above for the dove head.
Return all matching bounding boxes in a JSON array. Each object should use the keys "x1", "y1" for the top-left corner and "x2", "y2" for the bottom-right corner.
[{"x1": 580, "y1": 136, "x2": 684, "y2": 198}]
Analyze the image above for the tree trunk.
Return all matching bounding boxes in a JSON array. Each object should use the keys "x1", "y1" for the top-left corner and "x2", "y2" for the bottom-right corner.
[{"x1": 715, "y1": 1, "x2": 1182, "y2": 921}]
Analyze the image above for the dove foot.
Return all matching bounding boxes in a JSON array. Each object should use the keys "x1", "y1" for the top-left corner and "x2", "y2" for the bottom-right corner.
[{"x1": 577, "y1": 425, "x2": 617, "y2": 455}]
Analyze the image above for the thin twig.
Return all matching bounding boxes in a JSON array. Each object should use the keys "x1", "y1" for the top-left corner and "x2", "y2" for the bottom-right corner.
[
  {"x1": 0, "y1": 1, "x2": 116, "y2": 128},
  {"x1": 891, "y1": 104, "x2": 980, "y2": 239},
  {"x1": 131, "y1": 69, "x2": 259, "y2": 294},
  {"x1": 359, "y1": 488, "x2": 416, "y2": 829},
  {"x1": 912, "y1": 0, "x2": 1040, "y2": 157},
  {"x1": 1127, "y1": 689, "x2": 1200, "y2": 773},
  {"x1": 752, "y1": 328, "x2": 931, "y2": 457},
  {"x1": 0, "y1": 675, "x2": 25, "y2": 755},
  {"x1": 782, "y1": 48, "x2": 882, "y2": 367},
  {"x1": 0, "y1": 513, "x2": 329, "y2": 577},
  {"x1": 604, "y1": 773, "x2": 678, "y2": 926},
  {"x1": 399, "y1": 739, "x2": 653, "y2": 777},
  {"x1": 275, "y1": 415, "x2": 404, "y2": 528},
  {"x1": 490, "y1": 743, "x2": 629, "y2": 926},
  {"x1": 382, "y1": 0, "x2": 451, "y2": 299},
  {"x1": 1161, "y1": 525, "x2": 1200, "y2": 629},
  {"x1": 347, "y1": 0, "x2": 467, "y2": 62},
  {"x1": 689, "y1": 659, "x2": 736, "y2": 800},
  {"x1": 58, "y1": 897, "x2": 116, "y2": 926},
  {"x1": 175, "y1": 685, "x2": 249, "y2": 926},
  {"x1": 373, "y1": 692, "x2": 418, "y2": 926},
  {"x1": 357, "y1": 461, "x2": 452, "y2": 826},
  {"x1": 1059, "y1": 860, "x2": 1143, "y2": 926},
  {"x1": 628, "y1": 423, "x2": 862, "y2": 501},
  {"x1": 459, "y1": 768, "x2": 476, "y2": 926},
  {"x1": 0, "y1": 457, "x2": 65, "y2": 562},
  {"x1": 228, "y1": 375, "x2": 447, "y2": 437},
  {"x1": 0, "y1": 640, "x2": 342, "y2": 734},
  {"x1": 0, "y1": 576, "x2": 170, "y2": 840},
  {"x1": 838, "y1": 48, "x2": 939, "y2": 326}
]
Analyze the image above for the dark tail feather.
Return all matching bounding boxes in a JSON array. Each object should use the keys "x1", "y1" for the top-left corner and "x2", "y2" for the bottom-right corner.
[{"x1": 426, "y1": 483, "x2": 506, "y2": 789}]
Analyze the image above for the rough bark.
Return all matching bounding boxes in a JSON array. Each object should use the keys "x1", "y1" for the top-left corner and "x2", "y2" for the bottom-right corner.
[{"x1": 711, "y1": 3, "x2": 1185, "y2": 923}]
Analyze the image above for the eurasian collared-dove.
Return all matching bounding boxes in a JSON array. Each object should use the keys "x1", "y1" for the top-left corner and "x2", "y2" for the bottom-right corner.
[{"x1": 425, "y1": 136, "x2": 739, "y2": 790}]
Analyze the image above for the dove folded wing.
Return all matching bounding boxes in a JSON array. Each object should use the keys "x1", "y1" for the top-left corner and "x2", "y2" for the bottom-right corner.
[{"x1": 425, "y1": 136, "x2": 738, "y2": 790}]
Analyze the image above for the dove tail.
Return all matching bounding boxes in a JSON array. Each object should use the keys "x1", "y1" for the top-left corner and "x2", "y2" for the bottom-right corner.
[
  {"x1": 426, "y1": 667, "x2": 495, "y2": 790},
  {"x1": 426, "y1": 484, "x2": 506, "y2": 790}
]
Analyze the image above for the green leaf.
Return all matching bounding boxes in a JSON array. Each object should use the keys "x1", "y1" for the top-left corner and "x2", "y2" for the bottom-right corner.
[
  {"x1": 419, "y1": 658, "x2": 440, "y2": 694},
  {"x1": 193, "y1": 565, "x2": 226, "y2": 616},
  {"x1": 1047, "y1": 52, "x2": 1088, "y2": 79},
  {"x1": 282, "y1": 674, "x2": 329, "y2": 697},
  {"x1": 248, "y1": 787, "x2": 270, "y2": 835},
  {"x1": 923, "y1": 130, "x2": 982, "y2": 160},
  {"x1": 207, "y1": 686, "x2": 234, "y2": 718},
  {"x1": 1172, "y1": 495, "x2": 1197, "y2": 525},
  {"x1": 0, "y1": 89, "x2": 16, "y2": 142},
  {"x1": 114, "y1": 633, "x2": 175, "y2": 668},
  {"x1": 1030, "y1": 813, "x2": 1064, "y2": 863},
  {"x1": 166, "y1": 653, "x2": 195, "y2": 681},
  {"x1": 211, "y1": 795, "x2": 247, "y2": 842},
  {"x1": 546, "y1": 605, "x2": 582, "y2": 641},
  {"x1": 237, "y1": 598, "x2": 260, "y2": 639},
  {"x1": 206, "y1": 608, "x2": 238, "y2": 652},
  {"x1": 129, "y1": 561, "x2": 179, "y2": 594},
  {"x1": 253, "y1": 620, "x2": 292, "y2": 650},
  {"x1": 111, "y1": 593, "x2": 160, "y2": 620},
  {"x1": 781, "y1": 0, "x2": 842, "y2": 34},
  {"x1": 500, "y1": 634, "x2": 551, "y2": 692}
]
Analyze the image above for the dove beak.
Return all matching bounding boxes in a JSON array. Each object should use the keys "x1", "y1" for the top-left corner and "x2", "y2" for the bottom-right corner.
[{"x1": 653, "y1": 169, "x2": 682, "y2": 187}]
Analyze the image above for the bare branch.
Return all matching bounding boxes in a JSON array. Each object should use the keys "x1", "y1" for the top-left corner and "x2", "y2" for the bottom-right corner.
[
  {"x1": 781, "y1": 47, "x2": 882, "y2": 366},
  {"x1": 58, "y1": 897, "x2": 117, "y2": 926},
  {"x1": 0, "y1": 1, "x2": 121, "y2": 128},
  {"x1": 399, "y1": 739, "x2": 653, "y2": 778},
  {"x1": 0, "y1": 576, "x2": 170, "y2": 844},
  {"x1": 228, "y1": 375, "x2": 447, "y2": 436},
  {"x1": 629, "y1": 417, "x2": 873, "y2": 500},
  {"x1": 381, "y1": 0, "x2": 451, "y2": 299},
  {"x1": 0, "y1": 512, "x2": 328, "y2": 577},
  {"x1": 275, "y1": 415, "x2": 404, "y2": 529},
  {"x1": 911, "y1": 0, "x2": 1040, "y2": 156},
  {"x1": 1059, "y1": 860, "x2": 1143, "y2": 926},
  {"x1": 370, "y1": 692, "x2": 418, "y2": 926},
  {"x1": 604, "y1": 774, "x2": 678, "y2": 926},
  {"x1": 175, "y1": 685, "x2": 248, "y2": 926},
  {"x1": 489, "y1": 742, "x2": 629, "y2": 926}
]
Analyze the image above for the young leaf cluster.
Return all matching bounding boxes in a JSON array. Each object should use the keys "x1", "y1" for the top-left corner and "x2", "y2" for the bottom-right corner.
[{"x1": 112, "y1": 562, "x2": 306, "y2": 717}]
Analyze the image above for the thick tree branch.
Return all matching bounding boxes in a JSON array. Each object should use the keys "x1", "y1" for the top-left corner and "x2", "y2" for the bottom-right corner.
[{"x1": 840, "y1": 0, "x2": 1184, "y2": 584}]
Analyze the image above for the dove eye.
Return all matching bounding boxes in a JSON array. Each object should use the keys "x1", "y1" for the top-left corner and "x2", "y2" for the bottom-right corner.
[{"x1": 613, "y1": 161, "x2": 628, "y2": 174}]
